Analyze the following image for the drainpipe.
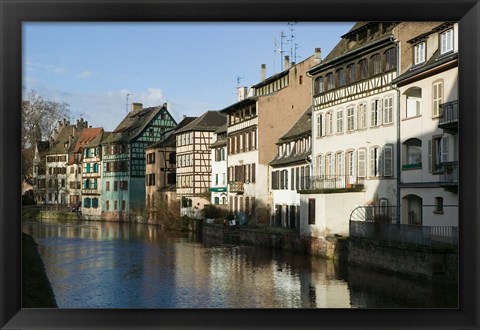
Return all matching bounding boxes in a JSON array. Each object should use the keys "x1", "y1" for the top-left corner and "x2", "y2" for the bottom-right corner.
[{"x1": 393, "y1": 40, "x2": 401, "y2": 224}]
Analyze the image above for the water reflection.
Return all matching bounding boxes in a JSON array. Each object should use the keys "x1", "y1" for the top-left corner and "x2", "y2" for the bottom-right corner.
[{"x1": 22, "y1": 220, "x2": 457, "y2": 308}]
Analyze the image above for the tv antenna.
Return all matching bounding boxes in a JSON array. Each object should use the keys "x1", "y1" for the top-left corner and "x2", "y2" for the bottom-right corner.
[
  {"x1": 288, "y1": 22, "x2": 298, "y2": 63},
  {"x1": 274, "y1": 31, "x2": 287, "y2": 72},
  {"x1": 236, "y1": 76, "x2": 244, "y2": 87}
]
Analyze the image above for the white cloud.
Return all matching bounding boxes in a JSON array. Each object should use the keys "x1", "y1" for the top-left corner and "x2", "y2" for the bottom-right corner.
[{"x1": 78, "y1": 71, "x2": 93, "y2": 79}]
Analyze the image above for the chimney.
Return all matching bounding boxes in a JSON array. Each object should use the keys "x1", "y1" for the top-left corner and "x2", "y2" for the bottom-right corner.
[
  {"x1": 237, "y1": 86, "x2": 248, "y2": 102},
  {"x1": 261, "y1": 64, "x2": 266, "y2": 81},
  {"x1": 183, "y1": 115, "x2": 187, "y2": 119},
  {"x1": 314, "y1": 47, "x2": 322, "y2": 64},
  {"x1": 131, "y1": 102, "x2": 143, "y2": 112},
  {"x1": 284, "y1": 56, "x2": 290, "y2": 70},
  {"x1": 163, "y1": 102, "x2": 168, "y2": 109}
]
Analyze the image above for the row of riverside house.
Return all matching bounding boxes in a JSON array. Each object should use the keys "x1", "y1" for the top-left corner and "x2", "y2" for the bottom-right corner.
[{"x1": 32, "y1": 22, "x2": 458, "y2": 248}]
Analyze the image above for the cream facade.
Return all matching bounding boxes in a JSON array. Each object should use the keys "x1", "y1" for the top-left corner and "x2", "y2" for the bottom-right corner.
[
  {"x1": 394, "y1": 22, "x2": 458, "y2": 227},
  {"x1": 302, "y1": 22, "x2": 442, "y2": 240},
  {"x1": 209, "y1": 125, "x2": 228, "y2": 206}
]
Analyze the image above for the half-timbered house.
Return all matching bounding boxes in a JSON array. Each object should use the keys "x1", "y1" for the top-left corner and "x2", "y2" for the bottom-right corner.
[
  {"x1": 174, "y1": 111, "x2": 227, "y2": 216},
  {"x1": 101, "y1": 102, "x2": 176, "y2": 221},
  {"x1": 302, "y1": 22, "x2": 441, "y2": 246},
  {"x1": 221, "y1": 51, "x2": 319, "y2": 224}
]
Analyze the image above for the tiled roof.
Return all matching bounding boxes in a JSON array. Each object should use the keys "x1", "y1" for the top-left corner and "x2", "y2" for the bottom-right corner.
[
  {"x1": 102, "y1": 105, "x2": 170, "y2": 144},
  {"x1": 85, "y1": 131, "x2": 110, "y2": 148},
  {"x1": 73, "y1": 128, "x2": 103, "y2": 153},
  {"x1": 277, "y1": 107, "x2": 312, "y2": 143},
  {"x1": 174, "y1": 111, "x2": 227, "y2": 134},
  {"x1": 269, "y1": 148, "x2": 311, "y2": 167},
  {"x1": 47, "y1": 124, "x2": 84, "y2": 155}
]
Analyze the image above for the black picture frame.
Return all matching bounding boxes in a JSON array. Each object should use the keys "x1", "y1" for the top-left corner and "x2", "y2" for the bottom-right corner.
[{"x1": 1, "y1": 0, "x2": 479, "y2": 329}]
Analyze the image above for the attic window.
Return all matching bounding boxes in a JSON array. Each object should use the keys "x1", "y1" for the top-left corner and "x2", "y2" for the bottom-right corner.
[
  {"x1": 149, "y1": 128, "x2": 154, "y2": 137},
  {"x1": 440, "y1": 29, "x2": 453, "y2": 54}
]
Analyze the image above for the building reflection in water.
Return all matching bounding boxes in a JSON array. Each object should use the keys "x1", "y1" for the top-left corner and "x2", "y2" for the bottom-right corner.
[{"x1": 22, "y1": 220, "x2": 457, "y2": 309}]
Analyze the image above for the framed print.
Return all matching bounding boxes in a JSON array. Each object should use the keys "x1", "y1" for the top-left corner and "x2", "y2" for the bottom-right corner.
[{"x1": 1, "y1": 0, "x2": 479, "y2": 329}]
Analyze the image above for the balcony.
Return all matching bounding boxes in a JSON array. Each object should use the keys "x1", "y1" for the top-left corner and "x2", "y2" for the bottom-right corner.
[
  {"x1": 229, "y1": 181, "x2": 244, "y2": 194},
  {"x1": 303, "y1": 175, "x2": 365, "y2": 192},
  {"x1": 439, "y1": 161, "x2": 458, "y2": 186},
  {"x1": 82, "y1": 188, "x2": 100, "y2": 195},
  {"x1": 438, "y1": 100, "x2": 458, "y2": 132}
]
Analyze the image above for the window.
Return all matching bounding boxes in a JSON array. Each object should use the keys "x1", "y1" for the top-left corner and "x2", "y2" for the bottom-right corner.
[
  {"x1": 114, "y1": 181, "x2": 118, "y2": 191},
  {"x1": 403, "y1": 138, "x2": 422, "y2": 168},
  {"x1": 316, "y1": 113, "x2": 325, "y2": 137},
  {"x1": 359, "y1": 59, "x2": 368, "y2": 79},
  {"x1": 314, "y1": 76, "x2": 323, "y2": 94},
  {"x1": 405, "y1": 87, "x2": 422, "y2": 118},
  {"x1": 414, "y1": 42, "x2": 426, "y2": 65},
  {"x1": 106, "y1": 181, "x2": 110, "y2": 191},
  {"x1": 308, "y1": 199, "x2": 316, "y2": 225},
  {"x1": 383, "y1": 96, "x2": 394, "y2": 124},
  {"x1": 106, "y1": 200, "x2": 110, "y2": 211},
  {"x1": 326, "y1": 73, "x2": 334, "y2": 90},
  {"x1": 429, "y1": 136, "x2": 449, "y2": 172},
  {"x1": 122, "y1": 200, "x2": 126, "y2": 211},
  {"x1": 347, "y1": 63, "x2": 356, "y2": 83},
  {"x1": 114, "y1": 200, "x2": 118, "y2": 211},
  {"x1": 384, "y1": 48, "x2": 396, "y2": 71},
  {"x1": 432, "y1": 81, "x2": 443, "y2": 117},
  {"x1": 337, "y1": 69, "x2": 346, "y2": 87},
  {"x1": 326, "y1": 111, "x2": 333, "y2": 135},
  {"x1": 336, "y1": 152, "x2": 344, "y2": 177},
  {"x1": 316, "y1": 154, "x2": 325, "y2": 177},
  {"x1": 357, "y1": 103, "x2": 367, "y2": 129},
  {"x1": 434, "y1": 197, "x2": 444, "y2": 213},
  {"x1": 440, "y1": 29, "x2": 453, "y2": 54},
  {"x1": 371, "y1": 54, "x2": 381, "y2": 75},
  {"x1": 370, "y1": 147, "x2": 382, "y2": 177},
  {"x1": 371, "y1": 100, "x2": 382, "y2": 127},
  {"x1": 383, "y1": 145, "x2": 393, "y2": 177},
  {"x1": 347, "y1": 106, "x2": 356, "y2": 131},
  {"x1": 346, "y1": 150, "x2": 356, "y2": 179},
  {"x1": 336, "y1": 110, "x2": 344, "y2": 133},
  {"x1": 92, "y1": 198, "x2": 98, "y2": 209}
]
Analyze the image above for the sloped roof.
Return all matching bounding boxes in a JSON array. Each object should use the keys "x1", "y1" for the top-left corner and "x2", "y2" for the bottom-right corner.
[
  {"x1": 47, "y1": 124, "x2": 84, "y2": 155},
  {"x1": 73, "y1": 128, "x2": 103, "y2": 153},
  {"x1": 102, "y1": 105, "x2": 171, "y2": 144},
  {"x1": 277, "y1": 107, "x2": 312, "y2": 144},
  {"x1": 85, "y1": 130, "x2": 110, "y2": 148},
  {"x1": 174, "y1": 111, "x2": 227, "y2": 134},
  {"x1": 214, "y1": 123, "x2": 227, "y2": 134},
  {"x1": 269, "y1": 147, "x2": 311, "y2": 167}
]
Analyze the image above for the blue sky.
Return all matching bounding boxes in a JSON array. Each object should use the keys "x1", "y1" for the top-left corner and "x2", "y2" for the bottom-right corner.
[{"x1": 23, "y1": 22, "x2": 354, "y2": 131}]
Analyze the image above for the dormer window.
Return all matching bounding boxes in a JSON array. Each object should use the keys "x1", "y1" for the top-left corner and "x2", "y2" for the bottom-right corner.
[
  {"x1": 413, "y1": 42, "x2": 426, "y2": 65},
  {"x1": 326, "y1": 73, "x2": 334, "y2": 90},
  {"x1": 440, "y1": 29, "x2": 453, "y2": 54}
]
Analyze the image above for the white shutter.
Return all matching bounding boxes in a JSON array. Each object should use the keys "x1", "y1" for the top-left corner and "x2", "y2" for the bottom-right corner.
[
  {"x1": 383, "y1": 145, "x2": 393, "y2": 177},
  {"x1": 321, "y1": 114, "x2": 326, "y2": 137},
  {"x1": 377, "y1": 100, "x2": 383, "y2": 126},
  {"x1": 358, "y1": 149, "x2": 366, "y2": 177},
  {"x1": 371, "y1": 102, "x2": 376, "y2": 126},
  {"x1": 370, "y1": 148, "x2": 375, "y2": 177},
  {"x1": 377, "y1": 148, "x2": 383, "y2": 177}
]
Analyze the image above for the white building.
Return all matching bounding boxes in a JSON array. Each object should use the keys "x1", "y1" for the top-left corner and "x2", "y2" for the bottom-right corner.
[
  {"x1": 393, "y1": 22, "x2": 458, "y2": 227},
  {"x1": 209, "y1": 124, "x2": 228, "y2": 205},
  {"x1": 269, "y1": 108, "x2": 312, "y2": 229},
  {"x1": 301, "y1": 22, "x2": 442, "y2": 241}
]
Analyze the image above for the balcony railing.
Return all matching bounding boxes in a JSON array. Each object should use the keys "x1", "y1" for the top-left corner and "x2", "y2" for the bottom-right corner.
[
  {"x1": 303, "y1": 175, "x2": 365, "y2": 190},
  {"x1": 439, "y1": 100, "x2": 458, "y2": 129},
  {"x1": 440, "y1": 161, "x2": 458, "y2": 183},
  {"x1": 350, "y1": 221, "x2": 458, "y2": 248},
  {"x1": 229, "y1": 181, "x2": 244, "y2": 194}
]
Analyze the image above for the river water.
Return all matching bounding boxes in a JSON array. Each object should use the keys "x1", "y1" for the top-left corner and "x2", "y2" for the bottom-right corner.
[{"x1": 22, "y1": 219, "x2": 457, "y2": 308}]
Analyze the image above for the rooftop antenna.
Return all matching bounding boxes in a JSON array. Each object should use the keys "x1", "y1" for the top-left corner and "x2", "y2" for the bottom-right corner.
[
  {"x1": 236, "y1": 76, "x2": 244, "y2": 87},
  {"x1": 274, "y1": 31, "x2": 287, "y2": 72},
  {"x1": 126, "y1": 93, "x2": 131, "y2": 114},
  {"x1": 288, "y1": 22, "x2": 298, "y2": 63}
]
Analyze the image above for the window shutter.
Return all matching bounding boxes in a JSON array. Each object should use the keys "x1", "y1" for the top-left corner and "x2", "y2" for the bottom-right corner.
[
  {"x1": 370, "y1": 148, "x2": 375, "y2": 177},
  {"x1": 442, "y1": 136, "x2": 449, "y2": 163},
  {"x1": 427, "y1": 139, "x2": 432, "y2": 172},
  {"x1": 377, "y1": 100, "x2": 383, "y2": 126},
  {"x1": 321, "y1": 114, "x2": 326, "y2": 137},
  {"x1": 251, "y1": 163, "x2": 255, "y2": 183},
  {"x1": 353, "y1": 108, "x2": 358, "y2": 130},
  {"x1": 377, "y1": 148, "x2": 383, "y2": 177},
  {"x1": 285, "y1": 170, "x2": 289, "y2": 189},
  {"x1": 371, "y1": 102, "x2": 376, "y2": 127},
  {"x1": 383, "y1": 145, "x2": 393, "y2": 177},
  {"x1": 358, "y1": 150, "x2": 366, "y2": 177}
]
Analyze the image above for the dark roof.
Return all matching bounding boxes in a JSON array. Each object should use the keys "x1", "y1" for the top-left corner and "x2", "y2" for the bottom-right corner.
[
  {"x1": 210, "y1": 136, "x2": 227, "y2": 148},
  {"x1": 174, "y1": 111, "x2": 227, "y2": 134},
  {"x1": 309, "y1": 22, "x2": 395, "y2": 74},
  {"x1": 277, "y1": 108, "x2": 312, "y2": 144},
  {"x1": 173, "y1": 116, "x2": 197, "y2": 133},
  {"x1": 73, "y1": 128, "x2": 103, "y2": 153},
  {"x1": 392, "y1": 51, "x2": 458, "y2": 85},
  {"x1": 100, "y1": 132, "x2": 112, "y2": 144},
  {"x1": 102, "y1": 105, "x2": 172, "y2": 144},
  {"x1": 214, "y1": 123, "x2": 227, "y2": 134},
  {"x1": 146, "y1": 116, "x2": 197, "y2": 149},
  {"x1": 269, "y1": 147, "x2": 311, "y2": 167},
  {"x1": 86, "y1": 130, "x2": 110, "y2": 148},
  {"x1": 219, "y1": 97, "x2": 257, "y2": 114},
  {"x1": 252, "y1": 70, "x2": 289, "y2": 89}
]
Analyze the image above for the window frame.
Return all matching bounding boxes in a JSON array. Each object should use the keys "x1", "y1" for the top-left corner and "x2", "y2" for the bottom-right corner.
[
  {"x1": 413, "y1": 41, "x2": 426, "y2": 65},
  {"x1": 439, "y1": 28, "x2": 454, "y2": 55}
]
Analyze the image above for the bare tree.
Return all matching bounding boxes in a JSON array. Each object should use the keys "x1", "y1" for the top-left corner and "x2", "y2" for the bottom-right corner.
[{"x1": 22, "y1": 90, "x2": 71, "y2": 185}]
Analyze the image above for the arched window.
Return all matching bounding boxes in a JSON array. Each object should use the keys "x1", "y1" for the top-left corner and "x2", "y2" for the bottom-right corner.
[
  {"x1": 347, "y1": 63, "x2": 356, "y2": 83},
  {"x1": 404, "y1": 87, "x2": 422, "y2": 118},
  {"x1": 326, "y1": 73, "x2": 334, "y2": 90},
  {"x1": 314, "y1": 76, "x2": 324, "y2": 94},
  {"x1": 337, "y1": 68, "x2": 346, "y2": 87},
  {"x1": 384, "y1": 48, "x2": 396, "y2": 71},
  {"x1": 402, "y1": 138, "x2": 422, "y2": 168},
  {"x1": 371, "y1": 54, "x2": 381, "y2": 75},
  {"x1": 359, "y1": 59, "x2": 368, "y2": 79}
]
